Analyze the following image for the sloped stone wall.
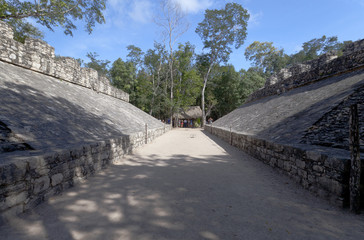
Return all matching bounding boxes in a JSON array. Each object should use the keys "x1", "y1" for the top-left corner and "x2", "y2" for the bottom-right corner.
[
  {"x1": 0, "y1": 21, "x2": 129, "y2": 102},
  {"x1": 0, "y1": 20, "x2": 174, "y2": 216},
  {"x1": 0, "y1": 125, "x2": 171, "y2": 216},
  {"x1": 302, "y1": 88, "x2": 364, "y2": 151},
  {"x1": 247, "y1": 39, "x2": 364, "y2": 102}
]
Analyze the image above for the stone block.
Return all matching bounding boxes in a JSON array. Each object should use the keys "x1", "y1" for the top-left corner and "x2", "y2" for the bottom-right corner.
[
  {"x1": 283, "y1": 162, "x2": 291, "y2": 171},
  {"x1": 0, "y1": 182, "x2": 27, "y2": 196},
  {"x1": 269, "y1": 158, "x2": 277, "y2": 167},
  {"x1": 306, "y1": 151, "x2": 321, "y2": 161},
  {"x1": 0, "y1": 162, "x2": 27, "y2": 185},
  {"x1": 313, "y1": 165, "x2": 324, "y2": 173},
  {"x1": 295, "y1": 159, "x2": 306, "y2": 169},
  {"x1": 297, "y1": 169, "x2": 308, "y2": 179},
  {"x1": 277, "y1": 159, "x2": 284, "y2": 169},
  {"x1": 33, "y1": 176, "x2": 50, "y2": 194},
  {"x1": 1, "y1": 191, "x2": 27, "y2": 211},
  {"x1": 51, "y1": 173, "x2": 64, "y2": 186},
  {"x1": 307, "y1": 173, "x2": 316, "y2": 183},
  {"x1": 302, "y1": 179, "x2": 311, "y2": 189}
]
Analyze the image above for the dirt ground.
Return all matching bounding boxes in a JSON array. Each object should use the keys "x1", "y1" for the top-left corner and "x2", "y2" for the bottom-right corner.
[{"x1": 1, "y1": 129, "x2": 363, "y2": 240}]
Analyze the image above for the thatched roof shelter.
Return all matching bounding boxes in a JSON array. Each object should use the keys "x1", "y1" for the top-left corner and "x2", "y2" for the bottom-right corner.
[{"x1": 174, "y1": 106, "x2": 202, "y2": 120}]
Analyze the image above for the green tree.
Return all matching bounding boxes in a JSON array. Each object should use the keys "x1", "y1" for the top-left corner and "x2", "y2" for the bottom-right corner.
[
  {"x1": 110, "y1": 58, "x2": 137, "y2": 102},
  {"x1": 134, "y1": 69, "x2": 152, "y2": 113},
  {"x1": 239, "y1": 68, "x2": 265, "y2": 101},
  {"x1": 144, "y1": 42, "x2": 169, "y2": 116},
  {"x1": 174, "y1": 42, "x2": 202, "y2": 117},
  {"x1": 195, "y1": 2, "x2": 249, "y2": 126},
  {"x1": 5, "y1": 18, "x2": 43, "y2": 43},
  {"x1": 84, "y1": 52, "x2": 110, "y2": 77},
  {"x1": 155, "y1": 0, "x2": 189, "y2": 126},
  {"x1": 0, "y1": 0, "x2": 106, "y2": 36},
  {"x1": 244, "y1": 41, "x2": 288, "y2": 76},
  {"x1": 127, "y1": 45, "x2": 144, "y2": 70},
  {"x1": 212, "y1": 65, "x2": 242, "y2": 117},
  {"x1": 289, "y1": 35, "x2": 342, "y2": 64}
]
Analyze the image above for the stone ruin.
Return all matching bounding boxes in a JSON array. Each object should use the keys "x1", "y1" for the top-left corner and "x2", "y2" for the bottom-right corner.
[
  {"x1": 0, "y1": 20, "x2": 170, "y2": 216},
  {"x1": 248, "y1": 39, "x2": 364, "y2": 102},
  {"x1": 0, "y1": 21, "x2": 129, "y2": 102},
  {"x1": 207, "y1": 37, "x2": 364, "y2": 208}
]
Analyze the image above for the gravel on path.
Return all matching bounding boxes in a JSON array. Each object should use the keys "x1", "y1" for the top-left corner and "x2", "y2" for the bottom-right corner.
[{"x1": 1, "y1": 129, "x2": 363, "y2": 240}]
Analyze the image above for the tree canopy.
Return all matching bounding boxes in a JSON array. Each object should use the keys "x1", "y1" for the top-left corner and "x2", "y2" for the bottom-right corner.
[
  {"x1": 195, "y1": 2, "x2": 249, "y2": 125},
  {"x1": 0, "y1": 0, "x2": 106, "y2": 39},
  {"x1": 244, "y1": 41, "x2": 288, "y2": 76}
]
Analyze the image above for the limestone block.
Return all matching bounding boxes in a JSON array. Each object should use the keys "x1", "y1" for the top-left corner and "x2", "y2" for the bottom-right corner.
[
  {"x1": 0, "y1": 162, "x2": 27, "y2": 185},
  {"x1": 297, "y1": 169, "x2": 308, "y2": 179},
  {"x1": 33, "y1": 176, "x2": 50, "y2": 194},
  {"x1": 0, "y1": 21, "x2": 14, "y2": 39},
  {"x1": 51, "y1": 173, "x2": 64, "y2": 186},
  {"x1": 283, "y1": 161, "x2": 292, "y2": 171},
  {"x1": 25, "y1": 38, "x2": 55, "y2": 57},
  {"x1": 319, "y1": 176, "x2": 343, "y2": 195},
  {"x1": 277, "y1": 159, "x2": 284, "y2": 169},
  {"x1": 0, "y1": 182, "x2": 26, "y2": 196},
  {"x1": 278, "y1": 68, "x2": 292, "y2": 80},
  {"x1": 1, "y1": 191, "x2": 27, "y2": 211},
  {"x1": 307, "y1": 173, "x2": 316, "y2": 183},
  {"x1": 269, "y1": 158, "x2": 277, "y2": 167},
  {"x1": 295, "y1": 159, "x2": 306, "y2": 169},
  {"x1": 306, "y1": 151, "x2": 322, "y2": 161},
  {"x1": 313, "y1": 165, "x2": 324, "y2": 173}
]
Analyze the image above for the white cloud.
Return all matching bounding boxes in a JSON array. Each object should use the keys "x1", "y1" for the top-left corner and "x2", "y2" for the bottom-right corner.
[
  {"x1": 173, "y1": 0, "x2": 213, "y2": 14},
  {"x1": 247, "y1": 9, "x2": 263, "y2": 27},
  {"x1": 129, "y1": 0, "x2": 154, "y2": 23}
]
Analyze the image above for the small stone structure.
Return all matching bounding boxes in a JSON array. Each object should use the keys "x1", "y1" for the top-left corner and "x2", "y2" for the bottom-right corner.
[
  {"x1": 206, "y1": 39, "x2": 364, "y2": 207},
  {"x1": 0, "y1": 20, "x2": 171, "y2": 216},
  {"x1": 0, "y1": 21, "x2": 129, "y2": 102}
]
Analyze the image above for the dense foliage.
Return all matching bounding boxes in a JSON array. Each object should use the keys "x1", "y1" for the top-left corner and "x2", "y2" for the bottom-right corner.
[
  {"x1": 0, "y1": 0, "x2": 106, "y2": 42},
  {"x1": 82, "y1": 33, "x2": 351, "y2": 124}
]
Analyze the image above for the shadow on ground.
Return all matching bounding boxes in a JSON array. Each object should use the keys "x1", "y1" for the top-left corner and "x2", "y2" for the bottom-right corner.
[{"x1": 1, "y1": 129, "x2": 364, "y2": 240}]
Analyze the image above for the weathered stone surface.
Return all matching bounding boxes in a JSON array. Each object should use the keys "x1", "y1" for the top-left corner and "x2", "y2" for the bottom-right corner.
[
  {"x1": 33, "y1": 176, "x2": 50, "y2": 194},
  {"x1": 1, "y1": 191, "x2": 27, "y2": 211},
  {"x1": 212, "y1": 69, "x2": 364, "y2": 146},
  {"x1": 0, "y1": 21, "x2": 128, "y2": 102},
  {"x1": 302, "y1": 89, "x2": 364, "y2": 152},
  {"x1": 0, "y1": 61, "x2": 167, "y2": 151},
  {"x1": 205, "y1": 125, "x2": 350, "y2": 207},
  {"x1": 51, "y1": 173, "x2": 64, "y2": 187},
  {"x1": 0, "y1": 20, "x2": 173, "y2": 217},
  {"x1": 249, "y1": 40, "x2": 364, "y2": 102}
]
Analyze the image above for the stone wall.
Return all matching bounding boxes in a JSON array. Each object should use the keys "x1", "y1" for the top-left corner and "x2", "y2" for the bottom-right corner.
[
  {"x1": 204, "y1": 125, "x2": 351, "y2": 207},
  {"x1": 0, "y1": 21, "x2": 129, "y2": 102},
  {"x1": 247, "y1": 39, "x2": 364, "y2": 103},
  {"x1": 0, "y1": 125, "x2": 171, "y2": 216},
  {"x1": 301, "y1": 87, "x2": 364, "y2": 151}
]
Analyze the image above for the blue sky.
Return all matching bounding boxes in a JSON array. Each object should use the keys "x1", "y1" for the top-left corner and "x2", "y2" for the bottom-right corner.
[{"x1": 36, "y1": 0, "x2": 364, "y2": 71}]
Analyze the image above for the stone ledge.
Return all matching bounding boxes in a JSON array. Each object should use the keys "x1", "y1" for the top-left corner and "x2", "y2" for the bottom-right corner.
[
  {"x1": 0, "y1": 21, "x2": 129, "y2": 103},
  {"x1": 247, "y1": 39, "x2": 364, "y2": 103}
]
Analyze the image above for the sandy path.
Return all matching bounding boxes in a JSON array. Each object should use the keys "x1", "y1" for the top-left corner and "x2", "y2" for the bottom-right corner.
[{"x1": 1, "y1": 129, "x2": 363, "y2": 240}]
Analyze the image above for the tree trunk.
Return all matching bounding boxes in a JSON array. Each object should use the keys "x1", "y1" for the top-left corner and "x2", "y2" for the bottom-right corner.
[
  {"x1": 169, "y1": 58, "x2": 174, "y2": 127},
  {"x1": 201, "y1": 64, "x2": 213, "y2": 127}
]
